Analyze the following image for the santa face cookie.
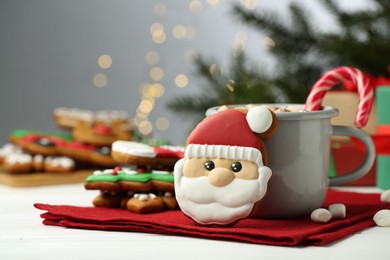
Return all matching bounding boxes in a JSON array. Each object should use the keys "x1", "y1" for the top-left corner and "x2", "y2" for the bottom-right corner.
[{"x1": 174, "y1": 106, "x2": 277, "y2": 226}]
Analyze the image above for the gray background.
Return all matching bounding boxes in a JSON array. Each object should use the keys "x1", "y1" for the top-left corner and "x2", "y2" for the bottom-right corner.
[{"x1": 0, "y1": 0, "x2": 370, "y2": 145}]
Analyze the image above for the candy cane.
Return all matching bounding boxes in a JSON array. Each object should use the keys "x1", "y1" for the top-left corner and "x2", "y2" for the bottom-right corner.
[{"x1": 305, "y1": 66, "x2": 374, "y2": 128}]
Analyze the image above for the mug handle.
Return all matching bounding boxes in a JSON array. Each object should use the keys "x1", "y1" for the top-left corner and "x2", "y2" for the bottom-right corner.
[{"x1": 329, "y1": 125, "x2": 376, "y2": 186}]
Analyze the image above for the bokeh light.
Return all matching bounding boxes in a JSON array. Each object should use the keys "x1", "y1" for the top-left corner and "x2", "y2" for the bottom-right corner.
[
  {"x1": 172, "y1": 25, "x2": 186, "y2": 39},
  {"x1": 240, "y1": 0, "x2": 258, "y2": 10},
  {"x1": 153, "y1": 3, "x2": 167, "y2": 16},
  {"x1": 97, "y1": 54, "x2": 112, "y2": 69},
  {"x1": 150, "y1": 23, "x2": 164, "y2": 34},
  {"x1": 145, "y1": 51, "x2": 160, "y2": 65},
  {"x1": 92, "y1": 73, "x2": 108, "y2": 88},
  {"x1": 207, "y1": 0, "x2": 220, "y2": 7},
  {"x1": 149, "y1": 83, "x2": 165, "y2": 97},
  {"x1": 209, "y1": 64, "x2": 223, "y2": 76},
  {"x1": 232, "y1": 31, "x2": 247, "y2": 50},
  {"x1": 150, "y1": 23, "x2": 166, "y2": 44},
  {"x1": 152, "y1": 33, "x2": 166, "y2": 44},
  {"x1": 138, "y1": 120, "x2": 153, "y2": 135},
  {"x1": 149, "y1": 67, "x2": 164, "y2": 81},
  {"x1": 264, "y1": 36, "x2": 276, "y2": 49},
  {"x1": 185, "y1": 26, "x2": 196, "y2": 40},
  {"x1": 139, "y1": 99, "x2": 154, "y2": 114},
  {"x1": 226, "y1": 79, "x2": 235, "y2": 92},
  {"x1": 189, "y1": 0, "x2": 202, "y2": 13},
  {"x1": 156, "y1": 117, "x2": 170, "y2": 131},
  {"x1": 175, "y1": 74, "x2": 189, "y2": 88}
]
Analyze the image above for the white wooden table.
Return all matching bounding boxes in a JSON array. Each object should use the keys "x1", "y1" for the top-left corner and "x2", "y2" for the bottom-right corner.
[{"x1": 0, "y1": 184, "x2": 389, "y2": 260}]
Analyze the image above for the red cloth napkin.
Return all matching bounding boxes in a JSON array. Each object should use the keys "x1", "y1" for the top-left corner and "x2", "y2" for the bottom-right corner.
[{"x1": 34, "y1": 189, "x2": 390, "y2": 246}]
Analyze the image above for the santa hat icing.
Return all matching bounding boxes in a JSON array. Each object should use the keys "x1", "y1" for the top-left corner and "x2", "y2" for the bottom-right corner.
[{"x1": 185, "y1": 106, "x2": 273, "y2": 166}]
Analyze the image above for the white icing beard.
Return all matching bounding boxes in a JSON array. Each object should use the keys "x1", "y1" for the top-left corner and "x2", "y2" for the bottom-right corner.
[{"x1": 174, "y1": 158, "x2": 272, "y2": 225}]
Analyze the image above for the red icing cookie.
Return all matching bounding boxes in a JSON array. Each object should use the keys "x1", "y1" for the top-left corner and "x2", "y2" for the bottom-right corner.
[
  {"x1": 174, "y1": 106, "x2": 278, "y2": 226},
  {"x1": 111, "y1": 141, "x2": 184, "y2": 168}
]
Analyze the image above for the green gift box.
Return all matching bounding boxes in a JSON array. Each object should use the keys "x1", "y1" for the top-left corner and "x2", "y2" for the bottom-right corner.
[
  {"x1": 376, "y1": 86, "x2": 390, "y2": 125},
  {"x1": 377, "y1": 155, "x2": 390, "y2": 189}
]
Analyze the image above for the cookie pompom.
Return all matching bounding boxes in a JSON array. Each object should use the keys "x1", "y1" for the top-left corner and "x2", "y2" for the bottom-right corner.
[{"x1": 246, "y1": 106, "x2": 273, "y2": 134}]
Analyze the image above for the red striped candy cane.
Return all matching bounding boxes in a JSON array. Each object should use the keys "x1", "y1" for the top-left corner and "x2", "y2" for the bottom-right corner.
[{"x1": 305, "y1": 66, "x2": 374, "y2": 128}]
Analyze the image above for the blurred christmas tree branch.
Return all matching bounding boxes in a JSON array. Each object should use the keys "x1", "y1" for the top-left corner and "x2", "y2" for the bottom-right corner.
[{"x1": 167, "y1": 0, "x2": 390, "y2": 126}]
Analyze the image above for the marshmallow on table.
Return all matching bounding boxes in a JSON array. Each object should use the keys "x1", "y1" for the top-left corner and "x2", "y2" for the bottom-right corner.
[
  {"x1": 380, "y1": 190, "x2": 390, "y2": 203},
  {"x1": 328, "y1": 203, "x2": 346, "y2": 219},
  {"x1": 373, "y1": 209, "x2": 390, "y2": 227},
  {"x1": 311, "y1": 208, "x2": 332, "y2": 223}
]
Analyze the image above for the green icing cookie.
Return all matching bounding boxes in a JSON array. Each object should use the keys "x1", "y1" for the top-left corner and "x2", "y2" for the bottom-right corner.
[
  {"x1": 85, "y1": 171, "x2": 174, "y2": 183},
  {"x1": 10, "y1": 129, "x2": 73, "y2": 141}
]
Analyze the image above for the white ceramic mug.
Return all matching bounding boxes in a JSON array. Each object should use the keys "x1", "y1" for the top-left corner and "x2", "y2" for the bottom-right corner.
[{"x1": 205, "y1": 104, "x2": 375, "y2": 218}]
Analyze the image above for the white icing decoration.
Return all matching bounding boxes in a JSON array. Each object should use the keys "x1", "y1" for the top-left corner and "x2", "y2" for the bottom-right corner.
[
  {"x1": 95, "y1": 110, "x2": 128, "y2": 121},
  {"x1": 39, "y1": 138, "x2": 51, "y2": 145},
  {"x1": 0, "y1": 144, "x2": 22, "y2": 157},
  {"x1": 93, "y1": 170, "x2": 105, "y2": 175},
  {"x1": 54, "y1": 109, "x2": 128, "y2": 124},
  {"x1": 246, "y1": 105, "x2": 273, "y2": 134},
  {"x1": 94, "y1": 169, "x2": 115, "y2": 175},
  {"x1": 54, "y1": 107, "x2": 94, "y2": 122},
  {"x1": 134, "y1": 193, "x2": 157, "y2": 201},
  {"x1": 164, "y1": 192, "x2": 173, "y2": 197},
  {"x1": 151, "y1": 170, "x2": 169, "y2": 175},
  {"x1": 5, "y1": 153, "x2": 32, "y2": 165},
  {"x1": 185, "y1": 144, "x2": 264, "y2": 166},
  {"x1": 103, "y1": 169, "x2": 114, "y2": 174},
  {"x1": 138, "y1": 194, "x2": 149, "y2": 201},
  {"x1": 111, "y1": 141, "x2": 156, "y2": 158},
  {"x1": 44, "y1": 156, "x2": 75, "y2": 168},
  {"x1": 121, "y1": 168, "x2": 137, "y2": 175},
  {"x1": 174, "y1": 157, "x2": 272, "y2": 225},
  {"x1": 34, "y1": 154, "x2": 44, "y2": 163}
]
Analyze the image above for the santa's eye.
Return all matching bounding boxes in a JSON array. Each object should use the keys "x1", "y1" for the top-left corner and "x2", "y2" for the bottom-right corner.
[
  {"x1": 231, "y1": 162, "x2": 242, "y2": 172},
  {"x1": 204, "y1": 160, "x2": 215, "y2": 171}
]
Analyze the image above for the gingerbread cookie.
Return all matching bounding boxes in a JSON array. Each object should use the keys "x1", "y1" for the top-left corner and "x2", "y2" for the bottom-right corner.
[
  {"x1": 53, "y1": 107, "x2": 94, "y2": 129},
  {"x1": 174, "y1": 105, "x2": 278, "y2": 226},
  {"x1": 53, "y1": 107, "x2": 132, "y2": 134},
  {"x1": 92, "y1": 192, "x2": 129, "y2": 208},
  {"x1": 126, "y1": 193, "x2": 164, "y2": 213},
  {"x1": 2, "y1": 153, "x2": 33, "y2": 173},
  {"x1": 8, "y1": 129, "x2": 73, "y2": 147},
  {"x1": 58, "y1": 141, "x2": 96, "y2": 162},
  {"x1": 8, "y1": 130, "x2": 118, "y2": 167},
  {"x1": 2, "y1": 151, "x2": 76, "y2": 174},
  {"x1": 20, "y1": 135, "x2": 66, "y2": 156},
  {"x1": 84, "y1": 167, "x2": 178, "y2": 213},
  {"x1": 111, "y1": 141, "x2": 184, "y2": 168},
  {"x1": 0, "y1": 143, "x2": 22, "y2": 164},
  {"x1": 43, "y1": 156, "x2": 75, "y2": 173},
  {"x1": 72, "y1": 120, "x2": 133, "y2": 147}
]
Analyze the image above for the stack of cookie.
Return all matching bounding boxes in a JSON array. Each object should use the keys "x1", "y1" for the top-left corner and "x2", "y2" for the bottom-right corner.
[
  {"x1": 84, "y1": 141, "x2": 184, "y2": 214},
  {"x1": 0, "y1": 107, "x2": 134, "y2": 174}
]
